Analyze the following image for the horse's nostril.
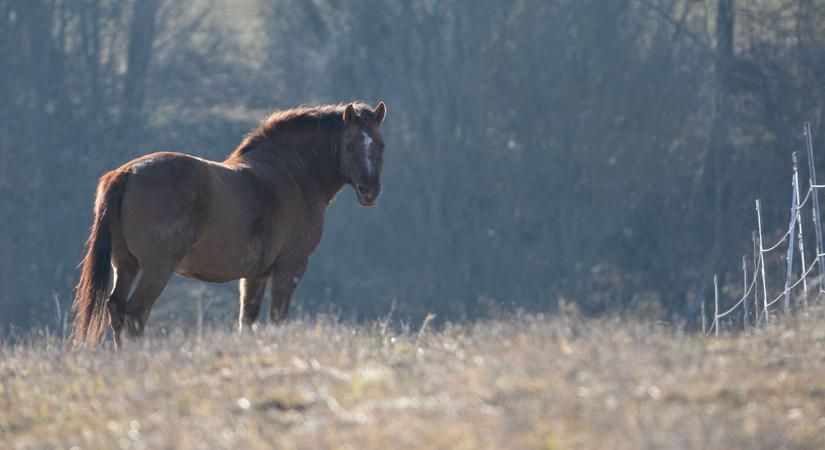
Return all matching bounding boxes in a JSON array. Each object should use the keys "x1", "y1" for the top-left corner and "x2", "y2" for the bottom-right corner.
[{"x1": 357, "y1": 185, "x2": 367, "y2": 196}]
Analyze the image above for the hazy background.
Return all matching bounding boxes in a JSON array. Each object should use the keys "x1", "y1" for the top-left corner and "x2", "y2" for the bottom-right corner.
[{"x1": 1, "y1": 0, "x2": 824, "y2": 330}]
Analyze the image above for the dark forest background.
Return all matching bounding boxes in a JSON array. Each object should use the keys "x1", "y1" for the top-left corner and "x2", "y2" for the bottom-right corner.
[{"x1": 2, "y1": 0, "x2": 825, "y2": 329}]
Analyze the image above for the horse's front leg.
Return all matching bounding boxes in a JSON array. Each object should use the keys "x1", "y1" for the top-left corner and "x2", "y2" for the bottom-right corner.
[
  {"x1": 269, "y1": 257, "x2": 308, "y2": 323},
  {"x1": 238, "y1": 276, "x2": 268, "y2": 332}
]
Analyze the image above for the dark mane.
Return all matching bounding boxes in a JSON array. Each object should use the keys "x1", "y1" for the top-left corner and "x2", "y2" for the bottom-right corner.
[{"x1": 229, "y1": 102, "x2": 374, "y2": 158}]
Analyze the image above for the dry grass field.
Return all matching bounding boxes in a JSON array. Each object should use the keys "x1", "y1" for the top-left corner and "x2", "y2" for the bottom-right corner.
[{"x1": 2, "y1": 308, "x2": 825, "y2": 449}]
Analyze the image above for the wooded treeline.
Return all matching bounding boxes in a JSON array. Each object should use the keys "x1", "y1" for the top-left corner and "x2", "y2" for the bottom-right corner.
[{"x1": 1, "y1": 0, "x2": 824, "y2": 328}]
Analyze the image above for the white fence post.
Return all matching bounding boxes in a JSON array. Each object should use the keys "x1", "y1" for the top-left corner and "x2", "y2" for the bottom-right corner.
[
  {"x1": 756, "y1": 200, "x2": 770, "y2": 325},
  {"x1": 752, "y1": 231, "x2": 760, "y2": 326},
  {"x1": 793, "y1": 152, "x2": 809, "y2": 309},
  {"x1": 784, "y1": 173, "x2": 798, "y2": 314},
  {"x1": 714, "y1": 274, "x2": 720, "y2": 337},
  {"x1": 701, "y1": 296, "x2": 707, "y2": 335},
  {"x1": 804, "y1": 122, "x2": 825, "y2": 293},
  {"x1": 742, "y1": 255, "x2": 749, "y2": 328}
]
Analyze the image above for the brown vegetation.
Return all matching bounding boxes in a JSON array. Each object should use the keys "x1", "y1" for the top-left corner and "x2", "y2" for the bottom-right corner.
[{"x1": 3, "y1": 310, "x2": 825, "y2": 449}]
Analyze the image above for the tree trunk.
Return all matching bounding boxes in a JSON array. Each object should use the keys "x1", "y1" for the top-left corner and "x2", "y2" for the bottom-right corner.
[
  {"x1": 119, "y1": 0, "x2": 159, "y2": 140},
  {"x1": 708, "y1": 0, "x2": 735, "y2": 269}
]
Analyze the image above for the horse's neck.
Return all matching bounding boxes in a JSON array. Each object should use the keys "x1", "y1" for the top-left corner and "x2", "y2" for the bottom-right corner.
[{"x1": 239, "y1": 135, "x2": 345, "y2": 203}]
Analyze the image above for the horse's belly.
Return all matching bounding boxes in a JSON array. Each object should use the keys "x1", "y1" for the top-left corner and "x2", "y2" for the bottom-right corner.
[{"x1": 175, "y1": 238, "x2": 271, "y2": 282}]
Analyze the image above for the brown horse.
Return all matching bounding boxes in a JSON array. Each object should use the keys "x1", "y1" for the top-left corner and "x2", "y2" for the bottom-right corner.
[{"x1": 71, "y1": 101, "x2": 387, "y2": 347}]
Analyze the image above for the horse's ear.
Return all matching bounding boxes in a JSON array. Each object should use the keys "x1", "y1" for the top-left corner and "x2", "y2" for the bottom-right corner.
[
  {"x1": 374, "y1": 101, "x2": 387, "y2": 125},
  {"x1": 343, "y1": 103, "x2": 356, "y2": 124}
]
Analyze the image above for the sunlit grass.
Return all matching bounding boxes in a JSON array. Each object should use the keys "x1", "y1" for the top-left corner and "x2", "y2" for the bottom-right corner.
[{"x1": 2, "y1": 310, "x2": 825, "y2": 449}]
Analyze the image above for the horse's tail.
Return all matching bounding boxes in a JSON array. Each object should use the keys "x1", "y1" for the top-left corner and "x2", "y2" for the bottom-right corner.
[{"x1": 71, "y1": 168, "x2": 130, "y2": 347}]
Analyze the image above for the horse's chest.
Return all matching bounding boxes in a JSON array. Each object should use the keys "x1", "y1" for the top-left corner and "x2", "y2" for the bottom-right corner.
[
  {"x1": 292, "y1": 217, "x2": 325, "y2": 252},
  {"x1": 275, "y1": 210, "x2": 325, "y2": 254},
  {"x1": 251, "y1": 201, "x2": 323, "y2": 261}
]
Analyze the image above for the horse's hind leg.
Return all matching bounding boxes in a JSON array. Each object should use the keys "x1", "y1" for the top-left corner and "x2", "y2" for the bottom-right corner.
[
  {"x1": 124, "y1": 265, "x2": 174, "y2": 338},
  {"x1": 107, "y1": 224, "x2": 138, "y2": 349},
  {"x1": 107, "y1": 256, "x2": 138, "y2": 349}
]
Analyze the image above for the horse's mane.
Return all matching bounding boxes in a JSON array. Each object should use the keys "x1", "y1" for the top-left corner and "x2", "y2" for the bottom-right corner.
[{"x1": 229, "y1": 102, "x2": 373, "y2": 158}]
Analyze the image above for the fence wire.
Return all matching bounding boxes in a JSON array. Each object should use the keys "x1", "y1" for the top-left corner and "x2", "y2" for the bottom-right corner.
[
  {"x1": 761, "y1": 226, "x2": 794, "y2": 253},
  {"x1": 798, "y1": 186, "x2": 813, "y2": 208},
  {"x1": 714, "y1": 257, "x2": 761, "y2": 321},
  {"x1": 765, "y1": 258, "x2": 819, "y2": 310}
]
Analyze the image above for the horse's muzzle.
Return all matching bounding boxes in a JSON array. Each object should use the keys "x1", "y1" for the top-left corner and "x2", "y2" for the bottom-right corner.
[{"x1": 355, "y1": 183, "x2": 381, "y2": 206}]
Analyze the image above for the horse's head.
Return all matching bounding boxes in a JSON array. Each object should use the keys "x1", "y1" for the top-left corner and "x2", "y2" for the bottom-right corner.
[{"x1": 339, "y1": 101, "x2": 387, "y2": 207}]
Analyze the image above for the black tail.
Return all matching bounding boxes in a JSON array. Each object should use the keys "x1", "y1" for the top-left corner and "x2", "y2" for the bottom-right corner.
[{"x1": 71, "y1": 168, "x2": 130, "y2": 346}]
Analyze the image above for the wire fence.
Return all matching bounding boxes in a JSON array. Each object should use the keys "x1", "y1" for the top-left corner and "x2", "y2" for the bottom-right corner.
[{"x1": 703, "y1": 122, "x2": 823, "y2": 336}]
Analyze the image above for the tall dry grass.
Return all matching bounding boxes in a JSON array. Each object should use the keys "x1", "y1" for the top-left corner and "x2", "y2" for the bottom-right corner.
[{"x1": 2, "y1": 308, "x2": 825, "y2": 449}]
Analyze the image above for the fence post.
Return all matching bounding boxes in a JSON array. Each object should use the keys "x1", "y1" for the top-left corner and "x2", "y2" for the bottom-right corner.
[
  {"x1": 752, "y1": 231, "x2": 760, "y2": 326},
  {"x1": 805, "y1": 122, "x2": 825, "y2": 293},
  {"x1": 784, "y1": 173, "x2": 799, "y2": 314},
  {"x1": 743, "y1": 255, "x2": 749, "y2": 328},
  {"x1": 756, "y1": 200, "x2": 770, "y2": 325},
  {"x1": 793, "y1": 152, "x2": 809, "y2": 309},
  {"x1": 701, "y1": 296, "x2": 707, "y2": 335},
  {"x1": 713, "y1": 274, "x2": 720, "y2": 337}
]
